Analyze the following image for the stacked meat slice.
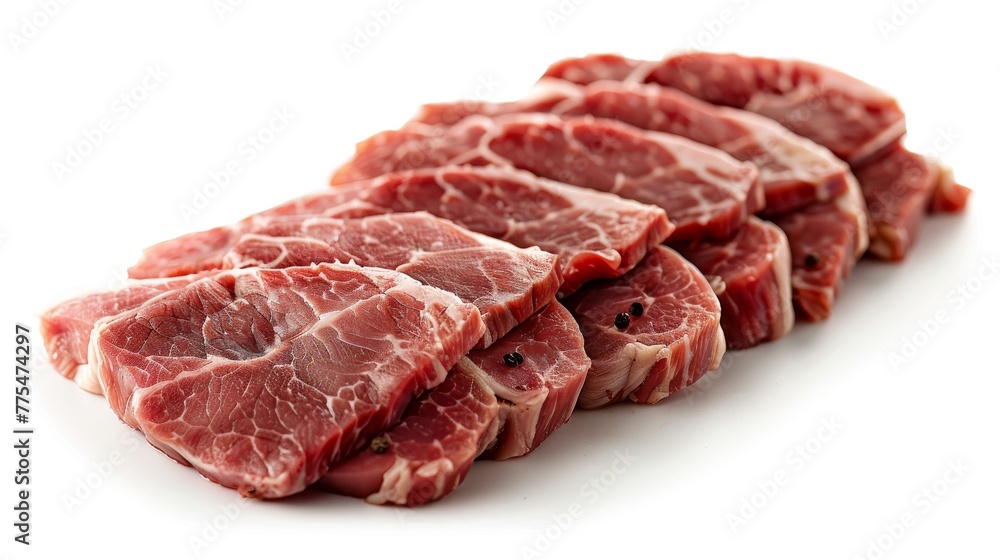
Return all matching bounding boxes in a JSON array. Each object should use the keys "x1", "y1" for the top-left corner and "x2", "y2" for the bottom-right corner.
[
  {"x1": 43, "y1": 169, "x2": 724, "y2": 503},
  {"x1": 541, "y1": 52, "x2": 970, "y2": 260},
  {"x1": 40, "y1": 50, "x2": 970, "y2": 507}
]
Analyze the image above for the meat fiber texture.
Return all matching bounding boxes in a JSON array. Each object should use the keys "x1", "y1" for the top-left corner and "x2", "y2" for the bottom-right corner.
[
  {"x1": 772, "y1": 180, "x2": 869, "y2": 321},
  {"x1": 519, "y1": 61, "x2": 870, "y2": 321},
  {"x1": 131, "y1": 166, "x2": 673, "y2": 296},
  {"x1": 854, "y1": 141, "x2": 963, "y2": 261},
  {"x1": 676, "y1": 217, "x2": 793, "y2": 349},
  {"x1": 40, "y1": 273, "x2": 211, "y2": 393},
  {"x1": 163, "y1": 212, "x2": 561, "y2": 349},
  {"x1": 41, "y1": 214, "x2": 560, "y2": 402},
  {"x1": 412, "y1": 79, "x2": 850, "y2": 217},
  {"x1": 564, "y1": 245, "x2": 725, "y2": 409},
  {"x1": 413, "y1": 80, "x2": 866, "y2": 323},
  {"x1": 318, "y1": 364, "x2": 501, "y2": 507},
  {"x1": 332, "y1": 113, "x2": 763, "y2": 243},
  {"x1": 544, "y1": 52, "x2": 906, "y2": 166},
  {"x1": 88, "y1": 263, "x2": 486, "y2": 499},
  {"x1": 320, "y1": 301, "x2": 589, "y2": 505},
  {"x1": 469, "y1": 300, "x2": 589, "y2": 460},
  {"x1": 548, "y1": 52, "x2": 971, "y2": 261}
]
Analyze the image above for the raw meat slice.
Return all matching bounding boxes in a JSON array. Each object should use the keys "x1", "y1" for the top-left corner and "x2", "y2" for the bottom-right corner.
[
  {"x1": 216, "y1": 212, "x2": 562, "y2": 348},
  {"x1": 89, "y1": 263, "x2": 486, "y2": 498},
  {"x1": 469, "y1": 300, "x2": 589, "y2": 460},
  {"x1": 564, "y1": 246, "x2": 725, "y2": 409},
  {"x1": 318, "y1": 364, "x2": 501, "y2": 506},
  {"x1": 319, "y1": 301, "x2": 589, "y2": 504},
  {"x1": 332, "y1": 113, "x2": 763, "y2": 242},
  {"x1": 131, "y1": 166, "x2": 673, "y2": 296},
  {"x1": 543, "y1": 52, "x2": 907, "y2": 166},
  {"x1": 413, "y1": 79, "x2": 850, "y2": 216},
  {"x1": 45, "y1": 215, "x2": 558, "y2": 399},
  {"x1": 854, "y1": 143, "x2": 941, "y2": 261},
  {"x1": 40, "y1": 274, "x2": 208, "y2": 393},
  {"x1": 772, "y1": 179, "x2": 869, "y2": 321},
  {"x1": 674, "y1": 217, "x2": 793, "y2": 349},
  {"x1": 125, "y1": 190, "x2": 382, "y2": 280},
  {"x1": 543, "y1": 53, "x2": 638, "y2": 84},
  {"x1": 412, "y1": 82, "x2": 866, "y2": 320}
]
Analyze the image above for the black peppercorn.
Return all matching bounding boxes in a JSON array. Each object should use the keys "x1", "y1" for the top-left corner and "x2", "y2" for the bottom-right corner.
[
  {"x1": 503, "y1": 352, "x2": 524, "y2": 367},
  {"x1": 629, "y1": 302, "x2": 644, "y2": 317},
  {"x1": 804, "y1": 252, "x2": 821, "y2": 269},
  {"x1": 614, "y1": 312, "x2": 631, "y2": 330}
]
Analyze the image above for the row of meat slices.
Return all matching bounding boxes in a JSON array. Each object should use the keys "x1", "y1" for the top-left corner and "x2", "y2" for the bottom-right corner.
[{"x1": 40, "y1": 51, "x2": 969, "y2": 506}]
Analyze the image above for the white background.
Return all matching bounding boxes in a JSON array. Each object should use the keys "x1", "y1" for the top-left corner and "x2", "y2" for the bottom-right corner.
[{"x1": 2, "y1": 1, "x2": 998, "y2": 559}]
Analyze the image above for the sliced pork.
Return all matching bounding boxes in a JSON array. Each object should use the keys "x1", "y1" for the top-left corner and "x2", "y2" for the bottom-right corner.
[
  {"x1": 318, "y1": 364, "x2": 500, "y2": 506},
  {"x1": 772, "y1": 182, "x2": 869, "y2": 320},
  {"x1": 413, "y1": 81, "x2": 867, "y2": 321},
  {"x1": 320, "y1": 301, "x2": 589, "y2": 505},
  {"x1": 675, "y1": 217, "x2": 793, "y2": 349},
  {"x1": 131, "y1": 166, "x2": 673, "y2": 296},
  {"x1": 543, "y1": 52, "x2": 907, "y2": 166},
  {"x1": 564, "y1": 245, "x2": 725, "y2": 409},
  {"x1": 332, "y1": 113, "x2": 763, "y2": 242},
  {"x1": 469, "y1": 301, "x2": 589, "y2": 460},
  {"x1": 413, "y1": 79, "x2": 850, "y2": 216},
  {"x1": 190, "y1": 212, "x2": 561, "y2": 348},
  {"x1": 854, "y1": 143, "x2": 949, "y2": 261},
  {"x1": 40, "y1": 273, "x2": 209, "y2": 393},
  {"x1": 90, "y1": 263, "x2": 485, "y2": 498},
  {"x1": 546, "y1": 52, "x2": 972, "y2": 261}
]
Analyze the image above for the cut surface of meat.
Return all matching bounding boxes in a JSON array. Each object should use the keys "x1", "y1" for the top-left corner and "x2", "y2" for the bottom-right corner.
[
  {"x1": 564, "y1": 245, "x2": 725, "y2": 410},
  {"x1": 89, "y1": 263, "x2": 486, "y2": 498},
  {"x1": 675, "y1": 217, "x2": 793, "y2": 349},
  {"x1": 854, "y1": 142, "x2": 946, "y2": 261},
  {"x1": 220, "y1": 213, "x2": 562, "y2": 348},
  {"x1": 412, "y1": 83, "x2": 867, "y2": 320},
  {"x1": 40, "y1": 274, "x2": 208, "y2": 393},
  {"x1": 772, "y1": 179, "x2": 869, "y2": 321},
  {"x1": 332, "y1": 113, "x2": 763, "y2": 242},
  {"x1": 318, "y1": 364, "x2": 500, "y2": 506},
  {"x1": 413, "y1": 79, "x2": 851, "y2": 217},
  {"x1": 319, "y1": 300, "x2": 589, "y2": 504},
  {"x1": 468, "y1": 300, "x2": 589, "y2": 460},
  {"x1": 543, "y1": 52, "x2": 906, "y2": 166},
  {"x1": 131, "y1": 166, "x2": 672, "y2": 296}
]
